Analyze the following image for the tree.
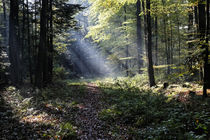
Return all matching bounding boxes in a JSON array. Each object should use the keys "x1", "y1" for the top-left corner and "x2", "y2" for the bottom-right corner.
[
  {"x1": 124, "y1": 4, "x2": 129, "y2": 76},
  {"x1": 203, "y1": 0, "x2": 209, "y2": 97},
  {"x1": 26, "y1": 0, "x2": 33, "y2": 83},
  {"x1": 9, "y1": 0, "x2": 22, "y2": 85},
  {"x1": 2, "y1": 0, "x2": 7, "y2": 46},
  {"x1": 35, "y1": 0, "x2": 48, "y2": 88},
  {"x1": 136, "y1": 0, "x2": 143, "y2": 73},
  {"x1": 48, "y1": 0, "x2": 53, "y2": 82},
  {"x1": 146, "y1": 0, "x2": 155, "y2": 87}
]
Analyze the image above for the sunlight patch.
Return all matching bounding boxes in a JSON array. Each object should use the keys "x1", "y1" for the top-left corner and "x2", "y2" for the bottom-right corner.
[{"x1": 20, "y1": 113, "x2": 60, "y2": 124}]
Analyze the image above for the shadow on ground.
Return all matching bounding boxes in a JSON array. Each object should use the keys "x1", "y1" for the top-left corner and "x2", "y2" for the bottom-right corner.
[{"x1": 0, "y1": 93, "x2": 46, "y2": 139}]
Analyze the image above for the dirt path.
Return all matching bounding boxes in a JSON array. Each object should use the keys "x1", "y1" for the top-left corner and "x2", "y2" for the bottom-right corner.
[
  {"x1": 74, "y1": 83, "x2": 112, "y2": 140},
  {"x1": 0, "y1": 83, "x2": 126, "y2": 139}
]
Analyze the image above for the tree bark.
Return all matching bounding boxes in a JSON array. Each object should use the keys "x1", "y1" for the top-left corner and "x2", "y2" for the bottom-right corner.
[
  {"x1": 35, "y1": 0, "x2": 48, "y2": 87},
  {"x1": 136, "y1": 0, "x2": 143, "y2": 74},
  {"x1": 2, "y1": 0, "x2": 7, "y2": 46},
  {"x1": 203, "y1": 0, "x2": 209, "y2": 97},
  {"x1": 124, "y1": 5, "x2": 129, "y2": 76},
  {"x1": 154, "y1": 16, "x2": 158, "y2": 66},
  {"x1": 9, "y1": 0, "x2": 22, "y2": 85},
  {"x1": 188, "y1": 6, "x2": 193, "y2": 57},
  {"x1": 142, "y1": 0, "x2": 148, "y2": 57},
  {"x1": 146, "y1": 0, "x2": 155, "y2": 87},
  {"x1": 26, "y1": 0, "x2": 33, "y2": 84},
  {"x1": 177, "y1": 17, "x2": 181, "y2": 65},
  {"x1": 48, "y1": 0, "x2": 53, "y2": 82}
]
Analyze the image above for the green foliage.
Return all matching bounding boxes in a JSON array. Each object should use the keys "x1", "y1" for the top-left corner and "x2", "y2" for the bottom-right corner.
[
  {"x1": 96, "y1": 78, "x2": 210, "y2": 139},
  {"x1": 53, "y1": 66, "x2": 69, "y2": 80},
  {"x1": 96, "y1": 74, "x2": 148, "y2": 89},
  {"x1": 57, "y1": 122, "x2": 77, "y2": 140},
  {"x1": 85, "y1": 0, "x2": 193, "y2": 77}
]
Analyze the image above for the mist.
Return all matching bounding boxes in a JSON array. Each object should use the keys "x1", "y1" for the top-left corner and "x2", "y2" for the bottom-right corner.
[{"x1": 62, "y1": 0, "x2": 114, "y2": 78}]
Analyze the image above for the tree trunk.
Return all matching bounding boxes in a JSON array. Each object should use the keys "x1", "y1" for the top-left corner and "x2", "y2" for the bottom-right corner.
[
  {"x1": 203, "y1": 0, "x2": 209, "y2": 97},
  {"x1": 34, "y1": 0, "x2": 38, "y2": 76},
  {"x1": 142, "y1": 0, "x2": 147, "y2": 58},
  {"x1": 2, "y1": 0, "x2": 7, "y2": 46},
  {"x1": 170, "y1": 21, "x2": 173, "y2": 65},
  {"x1": 161, "y1": 0, "x2": 170, "y2": 74},
  {"x1": 26, "y1": 0, "x2": 33, "y2": 84},
  {"x1": 21, "y1": 0, "x2": 25, "y2": 61},
  {"x1": 177, "y1": 17, "x2": 181, "y2": 65},
  {"x1": 194, "y1": 6, "x2": 199, "y2": 33},
  {"x1": 124, "y1": 5, "x2": 129, "y2": 76},
  {"x1": 136, "y1": 0, "x2": 143, "y2": 74},
  {"x1": 35, "y1": 0, "x2": 48, "y2": 87},
  {"x1": 48, "y1": 0, "x2": 53, "y2": 82},
  {"x1": 43, "y1": 0, "x2": 49, "y2": 83},
  {"x1": 188, "y1": 7, "x2": 193, "y2": 57},
  {"x1": 9, "y1": 0, "x2": 21, "y2": 85},
  {"x1": 146, "y1": 0, "x2": 155, "y2": 87},
  {"x1": 154, "y1": 16, "x2": 158, "y2": 66},
  {"x1": 194, "y1": 6, "x2": 203, "y2": 81}
]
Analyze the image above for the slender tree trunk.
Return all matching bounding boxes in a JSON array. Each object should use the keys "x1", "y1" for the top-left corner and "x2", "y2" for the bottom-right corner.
[
  {"x1": 203, "y1": 0, "x2": 209, "y2": 97},
  {"x1": 146, "y1": 0, "x2": 155, "y2": 87},
  {"x1": 194, "y1": 6, "x2": 199, "y2": 33},
  {"x1": 124, "y1": 5, "x2": 129, "y2": 76},
  {"x1": 163, "y1": 18, "x2": 169, "y2": 73},
  {"x1": 35, "y1": 0, "x2": 48, "y2": 87},
  {"x1": 34, "y1": 0, "x2": 38, "y2": 76},
  {"x1": 155, "y1": 16, "x2": 158, "y2": 66},
  {"x1": 194, "y1": 6, "x2": 203, "y2": 81},
  {"x1": 2, "y1": 0, "x2": 6, "y2": 23},
  {"x1": 21, "y1": 0, "x2": 25, "y2": 61},
  {"x1": 161, "y1": 0, "x2": 170, "y2": 74},
  {"x1": 188, "y1": 7, "x2": 193, "y2": 58},
  {"x1": 2, "y1": 0, "x2": 7, "y2": 46},
  {"x1": 136, "y1": 0, "x2": 143, "y2": 74},
  {"x1": 177, "y1": 17, "x2": 181, "y2": 65},
  {"x1": 19, "y1": 0, "x2": 25, "y2": 82},
  {"x1": 167, "y1": 31, "x2": 170, "y2": 74},
  {"x1": 142, "y1": 0, "x2": 148, "y2": 57},
  {"x1": 170, "y1": 21, "x2": 173, "y2": 65},
  {"x1": 44, "y1": 0, "x2": 49, "y2": 83},
  {"x1": 48, "y1": 0, "x2": 53, "y2": 82},
  {"x1": 9, "y1": 0, "x2": 21, "y2": 85},
  {"x1": 26, "y1": 0, "x2": 33, "y2": 84}
]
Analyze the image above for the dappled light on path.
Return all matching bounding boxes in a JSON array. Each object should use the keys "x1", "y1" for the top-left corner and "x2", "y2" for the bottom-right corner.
[{"x1": 0, "y1": 79, "x2": 210, "y2": 139}]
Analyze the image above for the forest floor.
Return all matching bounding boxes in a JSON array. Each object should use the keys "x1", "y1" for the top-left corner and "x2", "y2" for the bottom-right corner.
[{"x1": 0, "y1": 78, "x2": 210, "y2": 140}]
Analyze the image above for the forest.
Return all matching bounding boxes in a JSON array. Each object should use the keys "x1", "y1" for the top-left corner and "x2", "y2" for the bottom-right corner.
[{"x1": 0, "y1": 0, "x2": 210, "y2": 139}]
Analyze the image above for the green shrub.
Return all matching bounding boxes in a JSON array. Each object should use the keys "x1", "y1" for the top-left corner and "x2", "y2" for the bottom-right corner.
[{"x1": 53, "y1": 67, "x2": 69, "y2": 80}]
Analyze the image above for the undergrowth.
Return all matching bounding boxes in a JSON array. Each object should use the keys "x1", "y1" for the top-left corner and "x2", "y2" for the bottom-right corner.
[
  {"x1": 1, "y1": 80, "x2": 86, "y2": 139},
  {"x1": 95, "y1": 77, "x2": 210, "y2": 139},
  {"x1": 2, "y1": 77, "x2": 209, "y2": 139}
]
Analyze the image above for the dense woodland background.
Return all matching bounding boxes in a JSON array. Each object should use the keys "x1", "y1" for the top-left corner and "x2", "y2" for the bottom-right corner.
[
  {"x1": 0, "y1": 0, "x2": 209, "y2": 93},
  {"x1": 0, "y1": 0, "x2": 210, "y2": 139}
]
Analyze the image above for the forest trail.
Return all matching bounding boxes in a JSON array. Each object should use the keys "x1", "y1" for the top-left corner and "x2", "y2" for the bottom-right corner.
[
  {"x1": 74, "y1": 83, "x2": 130, "y2": 140},
  {"x1": 0, "y1": 83, "x2": 125, "y2": 140},
  {"x1": 1, "y1": 82, "x2": 209, "y2": 140},
  {"x1": 74, "y1": 83, "x2": 111, "y2": 139}
]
